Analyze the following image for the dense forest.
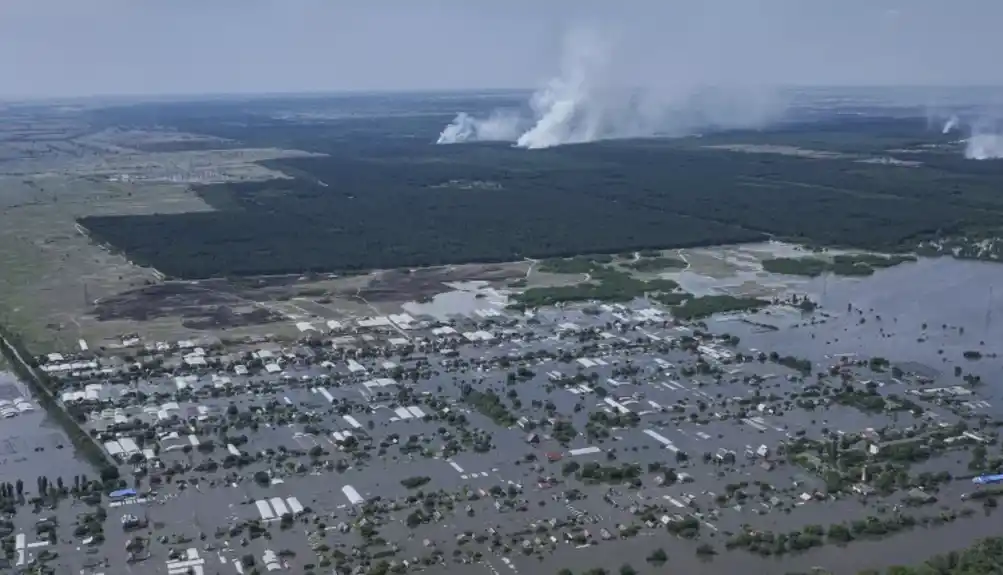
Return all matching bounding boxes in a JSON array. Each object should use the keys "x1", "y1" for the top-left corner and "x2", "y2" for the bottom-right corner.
[{"x1": 79, "y1": 100, "x2": 1003, "y2": 279}]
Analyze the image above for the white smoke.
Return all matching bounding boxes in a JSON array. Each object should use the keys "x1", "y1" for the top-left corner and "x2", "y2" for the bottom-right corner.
[
  {"x1": 436, "y1": 26, "x2": 786, "y2": 149},
  {"x1": 956, "y1": 117, "x2": 1003, "y2": 160},
  {"x1": 436, "y1": 111, "x2": 524, "y2": 144},
  {"x1": 942, "y1": 115, "x2": 958, "y2": 134},
  {"x1": 965, "y1": 133, "x2": 1003, "y2": 160},
  {"x1": 927, "y1": 109, "x2": 1003, "y2": 160},
  {"x1": 516, "y1": 27, "x2": 612, "y2": 149}
]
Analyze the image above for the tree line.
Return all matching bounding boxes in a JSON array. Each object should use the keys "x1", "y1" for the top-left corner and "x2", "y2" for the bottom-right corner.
[{"x1": 78, "y1": 113, "x2": 1003, "y2": 279}]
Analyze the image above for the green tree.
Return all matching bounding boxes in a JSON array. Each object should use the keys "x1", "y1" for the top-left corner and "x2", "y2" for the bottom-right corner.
[
  {"x1": 696, "y1": 543, "x2": 716, "y2": 556},
  {"x1": 647, "y1": 548, "x2": 668, "y2": 564}
]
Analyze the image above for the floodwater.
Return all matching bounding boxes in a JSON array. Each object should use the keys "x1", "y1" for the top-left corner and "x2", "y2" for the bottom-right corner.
[
  {"x1": 671, "y1": 242, "x2": 833, "y2": 297},
  {"x1": 526, "y1": 509, "x2": 1003, "y2": 575},
  {"x1": 403, "y1": 280, "x2": 509, "y2": 320},
  {"x1": 0, "y1": 370, "x2": 93, "y2": 483},
  {"x1": 708, "y1": 257, "x2": 1003, "y2": 381}
]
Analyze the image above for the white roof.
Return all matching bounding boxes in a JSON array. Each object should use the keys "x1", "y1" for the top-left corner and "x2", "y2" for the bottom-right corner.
[
  {"x1": 255, "y1": 499, "x2": 274, "y2": 520},
  {"x1": 357, "y1": 316, "x2": 392, "y2": 328},
  {"x1": 462, "y1": 330, "x2": 494, "y2": 342},
  {"x1": 118, "y1": 437, "x2": 140, "y2": 454},
  {"x1": 286, "y1": 496, "x2": 304, "y2": 514},
  {"x1": 61, "y1": 391, "x2": 86, "y2": 402},
  {"x1": 389, "y1": 313, "x2": 415, "y2": 327},
  {"x1": 269, "y1": 497, "x2": 289, "y2": 516},
  {"x1": 342, "y1": 485, "x2": 364, "y2": 505}
]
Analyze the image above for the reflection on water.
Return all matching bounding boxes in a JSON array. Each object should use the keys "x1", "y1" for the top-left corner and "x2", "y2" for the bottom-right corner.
[
  {"x1": 403, "y1": 280, "x2": 509, "y2": 321},
  {"x1": 711, "y1": 257, "x2": 1003, "y2": 376},
  {"x1": 669, "y1": 242, "x2": 843, "y2": 297}
]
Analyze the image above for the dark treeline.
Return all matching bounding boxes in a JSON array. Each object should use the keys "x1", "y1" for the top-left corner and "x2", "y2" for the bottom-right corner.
[
  {"x1": 81, "y1": 156, "x2": 760, "y2": 277},
  {"x1": 78, "y1": 107, "x2": 1003, "y2": 279}
]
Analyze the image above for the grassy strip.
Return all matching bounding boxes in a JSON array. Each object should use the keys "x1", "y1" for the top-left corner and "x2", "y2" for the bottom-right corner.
[
  {"x1": 672, "y1": 295, "x2": 769, "y2": 320},
  {"x1": 763, "y1": 254, "x2": 917, "y2": 278}
]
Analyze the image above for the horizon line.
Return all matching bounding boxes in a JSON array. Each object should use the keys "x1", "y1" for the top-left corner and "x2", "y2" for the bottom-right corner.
[{"x1": 5, "y1": 84, "x2": 1003, "y2": 107}]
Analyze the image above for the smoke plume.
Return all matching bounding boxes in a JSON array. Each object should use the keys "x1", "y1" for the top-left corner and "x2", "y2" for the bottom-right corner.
[
  {"x1": 436, "y1": 26, "x2": 786, "y2": 149},
  {"x1": 954, "y1": 117, "x2": 1003, "y2": 160},
  {"x1": 927, "y1": 108, "x2": 1003, "y2": 160},
  {"x1": 965, "y1": 133, "x2": 1003, "y2": 160},
  {"x1": 437, "y1": 111, "x2": 525, "y2": 144},
  {"x1": 942, "y1": 115, "x2": 958, "y2": 134}
]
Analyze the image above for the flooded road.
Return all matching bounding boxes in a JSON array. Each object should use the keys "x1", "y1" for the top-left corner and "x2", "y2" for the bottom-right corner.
[{"x1": 0, "y1": 371, "x2": 93, "y2": 483}]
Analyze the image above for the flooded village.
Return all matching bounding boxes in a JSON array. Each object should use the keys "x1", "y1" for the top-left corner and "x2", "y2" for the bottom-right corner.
[{"x1": 2, "y1": 245, "x2": 1003, "y2": 575}]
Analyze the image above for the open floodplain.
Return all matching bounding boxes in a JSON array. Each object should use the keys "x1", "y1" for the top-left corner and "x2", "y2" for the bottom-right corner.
[{"x1": 4, "y1": 250, "x2": 1003, "y2": 575}]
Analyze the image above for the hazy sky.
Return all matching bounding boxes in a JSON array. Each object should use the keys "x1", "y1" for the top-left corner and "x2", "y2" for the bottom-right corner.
[{"x1": 1, "y1": 0, "x2": 1001, "y2": 99}]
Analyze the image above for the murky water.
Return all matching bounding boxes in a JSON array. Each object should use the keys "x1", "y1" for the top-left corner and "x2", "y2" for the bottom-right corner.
[
  {"x1": 669, "y1": 242, "x2": 841, "y2": 297},
  {"x1": 0, "y1": 370, "x2": 94, "y2": 483},
  {"x1": 525, "y1": 511, "x2": 1001, "y2": 575},
  {"x1": 403, "y1": 280, "x2": 509, "y2": 320},
  {"x1": 710, "y1": 257, "x2": 1003, "y2": 382}
]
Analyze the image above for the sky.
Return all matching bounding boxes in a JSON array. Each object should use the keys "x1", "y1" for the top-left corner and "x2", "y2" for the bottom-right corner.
[{"x1": 1, "y1": 0, "x2": 1001, "y2": 99}]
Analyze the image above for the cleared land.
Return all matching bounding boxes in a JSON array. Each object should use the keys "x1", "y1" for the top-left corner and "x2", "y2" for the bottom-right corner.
[{"x1": 0, "y1": 108, "x2": 318, "y2": 351}]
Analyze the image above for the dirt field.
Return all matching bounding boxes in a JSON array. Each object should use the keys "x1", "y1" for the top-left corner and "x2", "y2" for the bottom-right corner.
[{"x1": 0, "y1": 109, "x2": 322, "y2": 353}]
